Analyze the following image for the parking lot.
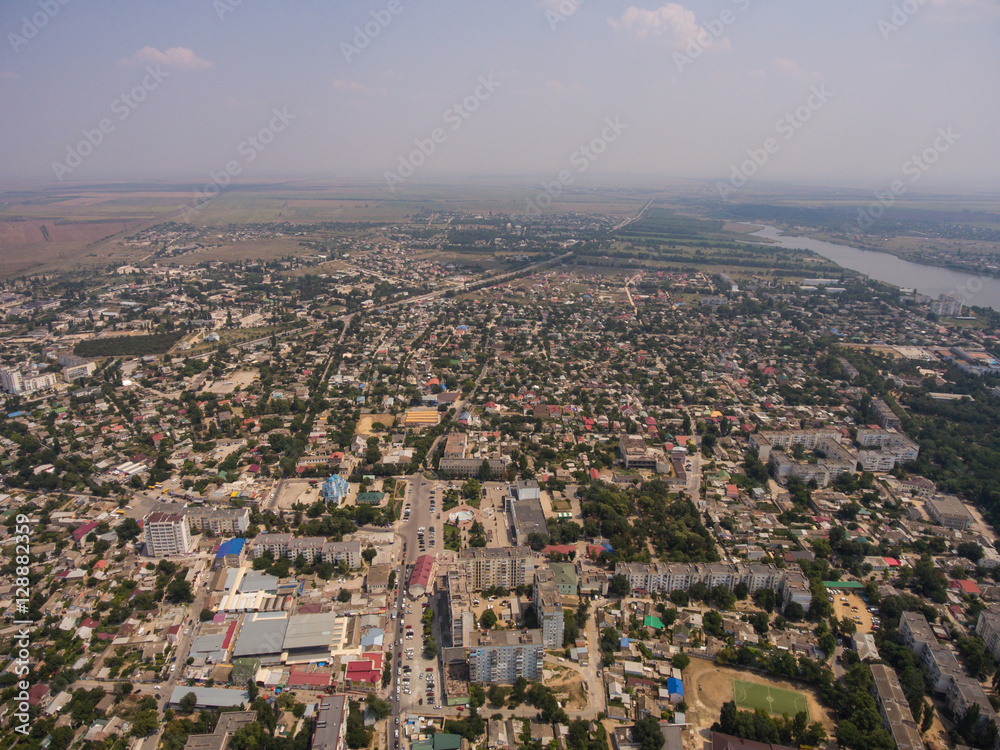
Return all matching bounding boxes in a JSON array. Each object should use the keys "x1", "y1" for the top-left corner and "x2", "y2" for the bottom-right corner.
[
  {"x1": 829, "y1": 590, "x2": 878, "y2": 634},
  {"x1": 390, "y1": 594, "x2": 442, "y2": 713}
]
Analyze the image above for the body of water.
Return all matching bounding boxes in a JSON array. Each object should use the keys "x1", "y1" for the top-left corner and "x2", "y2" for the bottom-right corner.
[{"x1": 751, "y1": 225, "x2": 1000, "y2": 312}]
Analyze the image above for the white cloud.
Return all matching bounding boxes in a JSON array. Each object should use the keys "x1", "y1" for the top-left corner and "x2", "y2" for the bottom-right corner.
[
  {"x1": 118, "y1": 46, "x2": 213, "y2": 70},
  {"x1": 546, "y1": 79, "x2": 585, "y2": 94},
  {"x1": 771, "y1": 58, "x2": 821, "y2": 82},
  {"x1": 332, "y1": 80, "x2": 377, "y2": 94},
  {"x1": 608, "y1": 4, "x2": 730, "y2": 50},
  {"x1": 0, "y1": 71, "x2": 20, "y2": 80}
]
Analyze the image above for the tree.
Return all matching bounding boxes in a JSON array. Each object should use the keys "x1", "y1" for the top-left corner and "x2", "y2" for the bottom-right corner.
[
  {"x1": 633, "y1": 716, "x2": 665, "y2": 750},
  {"x1": 783, "y1": 601, "x2": 806, "y2": 620},
  {"x1": 166, "y1": 578, "x2": 194, "y2": 603},
  {"x1": 754, "y1": 588, "x2": 777, "y2": 613},
  {"x1": 957, "y1": 636, "x2": 994, "y2": 680},
  {"x1": 704, "y1": 610, "x2": 724, "y2": 638},
  {"x1": 958, "y1": 542, "x2": 984, "y2": 563},
  {"x1": 480, "y1": 609, "x2": 498, "y2": 630},
  {"x1": 921, "y1": 702, "x2": 934, "y2": 733},
  {"x1": 49, "y1": 726, "x2": 75, "y2": 750},
  {"x1": 179, "y1": 692, "x2": 198, "y2": 712},
  {"x1": 469, "y1": 684, "x2": 486, "y2": 710},
  {"x1": 527, "y1": 532, "x2": 549, "y2": 552},
  {"x1": 608, "y1": 574, "x2": 630, "y2": 597},
  {"x1": 116, "y1": 517, "x2": 142, "y2": 543},
  {"x1": 362, "y1": 547, "x2": 377, "y2": 565},
  {"x1": 365, "y1": 693, "x2": 392, "y2": 720},
  {"x1": 424, "y1": 636, "x2": 439, "y2": 659},
  {"x1": 488, "y1": 685, "x2": 509, "y2": 707},
  {"x1": 345, "y1": 700, "x2": 372, "y2": 749},
  {"x1": 132, "y1": 709, "x2": 158, "y2": 737},
  {"x1": 672, "y1": 653, "x2": 690, "y2": 670},
  {"x1": 338, "y1": 588, "x2": 352, "y2": 603}
]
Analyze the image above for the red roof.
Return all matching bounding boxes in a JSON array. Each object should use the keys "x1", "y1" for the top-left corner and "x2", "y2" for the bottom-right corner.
[
  {"x1": 72, "y1": 520, "x2": 100, "y2": 542},
  {"x1": 883, "y1": 557, "x2": 901, "y2": 567},
  {"x1": 221, "y1": 620, "x2": 238, "y2": 649},
  {"x1": 345, "y1": 652, "x2": 383, "y2": 685},
  {"x1": 287, "y1": 671, "x2": 332, "y2": 688},
  {"x1": 950, "y1": 579, "x2": 981, "y2": 595},
  {"x1": 589, "y1": 468, "x2": 600, "y2": 480},
  {"x1": 408, "y1": 554, "x2": 435, "y2": 591}
]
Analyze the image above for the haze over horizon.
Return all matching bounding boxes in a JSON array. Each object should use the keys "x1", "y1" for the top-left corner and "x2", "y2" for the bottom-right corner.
[{"x1": 2, "y1": 0, "x2": 999, "y2": 192}]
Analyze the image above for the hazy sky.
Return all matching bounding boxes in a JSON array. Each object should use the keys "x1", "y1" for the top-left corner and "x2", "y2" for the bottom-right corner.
[{"x1": 1, "y1": 0, "x2": 998, "y2": 189}]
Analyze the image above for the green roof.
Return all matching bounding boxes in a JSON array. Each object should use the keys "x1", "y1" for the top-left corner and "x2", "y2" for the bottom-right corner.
[
  {"x1": 433, "y1": 735, "x2": 463, "y2": 750},
  {"x1": 823, "y1": 581, "x2": 864, "y2": 588},
  {"x1": 411, "y1": 734, "x2": 462, "y2": 750},
  {"x1": 644, "y1": 615, "x2": 665, "y2": 630},
  {"x1": 550, "y1": 562, "x2": 579, "y2": 587},
  {"x1": 356, "y1": 491, "x2": 385, "y2": 505}
]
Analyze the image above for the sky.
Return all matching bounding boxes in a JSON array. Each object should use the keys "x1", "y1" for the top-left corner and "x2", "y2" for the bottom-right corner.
[{"x1": 1, "y1": 0, "x2": 999, "y2": 190}]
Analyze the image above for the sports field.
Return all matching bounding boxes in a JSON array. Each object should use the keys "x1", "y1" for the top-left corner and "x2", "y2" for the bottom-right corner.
[{"x1": 733, "y1": 679, "x2": 809, "y2": 718}]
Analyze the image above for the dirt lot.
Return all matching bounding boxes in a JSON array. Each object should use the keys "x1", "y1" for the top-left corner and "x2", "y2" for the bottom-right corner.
[
  {"x1": 684, "y1": 658, "x2": 838, "y2": 745},
  {"x1": 274, "y1": 478, "x2": 322, "y2": 511},
  {"x1": 830, "y1": 591, "x2": 874, "y2": 633},
  {"x1": 541, "y1": 661, "x2": 588, "y2": 710},
  {"x1": 356, "y1": 414, "x2": 395, "y2": 436},
  {"x1": 203, "y1": 369, "x2": 259, "y2": 395}
]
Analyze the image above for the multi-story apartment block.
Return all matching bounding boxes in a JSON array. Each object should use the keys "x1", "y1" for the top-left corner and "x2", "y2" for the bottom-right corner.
[
  {"x1": 770, "y1": 437, "x2": 856, "y2": 488},
  {"x1": 871, "y1": 398, "x2": 901, "y2": 430},
  {"x1": 899, "y1": 611, "x2": 936, "y2": 656},
  {"x1": 617, "y1": 562, "x2": 780, "y2": 595},
  {"x1": 946, "y1": 674, "x2": 998, "y2": 729},
  {"x1": 185, "y1": 507, "x2": 250, "y2": 536},
  {"x1": 248, "y1": 534, "x2": 361, "y2": 568},
  {"x1": 442, "y1": 566, "x2": 475, "y2": 649},
  {"x1": 869, "y1": 664, "x2": 925, "y2": 750},
  {"x1": 468, "y1": 629, "x2": 544, "y2": 684},
  {"x1": 975, "y1": 611, "x2": 1000, "y2": 660},
  {"x1": 533, "y1": 567, "x2": 565, "y2": 649},
  {"x1": 459, "y1": 547, "x2": 534, "y2": 591},
  {"x1": 0, "y1": 367, "x2": 58, "y2": 395},
  {"x1": 749, "y1": 429, "x2": 842, "y2": 462},
  {"x1": 143, "y1": 511, "x2": 193, "y2": 557}
]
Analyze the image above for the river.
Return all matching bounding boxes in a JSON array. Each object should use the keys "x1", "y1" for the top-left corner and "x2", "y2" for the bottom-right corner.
[{"x1": 751, "y1": 225, "x2": 1000, "y2": 312}]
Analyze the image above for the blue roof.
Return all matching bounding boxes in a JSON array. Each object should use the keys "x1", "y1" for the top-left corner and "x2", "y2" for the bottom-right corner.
[
  {"x1": 620, "y1": 637, "x2": 631, "y2": 648},
  {"x1": 216, "y1": 538, "x2": 246, "y2": 558},
  {"x1": 667, "y1": 678, "x2": 684, "y2": 695}
]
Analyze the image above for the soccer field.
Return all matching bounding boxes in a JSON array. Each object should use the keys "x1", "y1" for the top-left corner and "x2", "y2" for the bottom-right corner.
[{"x1": 732, "y1": 680, "x2": 810, "y2": 719}]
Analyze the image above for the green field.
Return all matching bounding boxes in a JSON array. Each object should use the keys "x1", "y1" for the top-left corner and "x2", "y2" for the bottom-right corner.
[{"x1": 732, "y1": 680, "x2": 809, "y2": 718}]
